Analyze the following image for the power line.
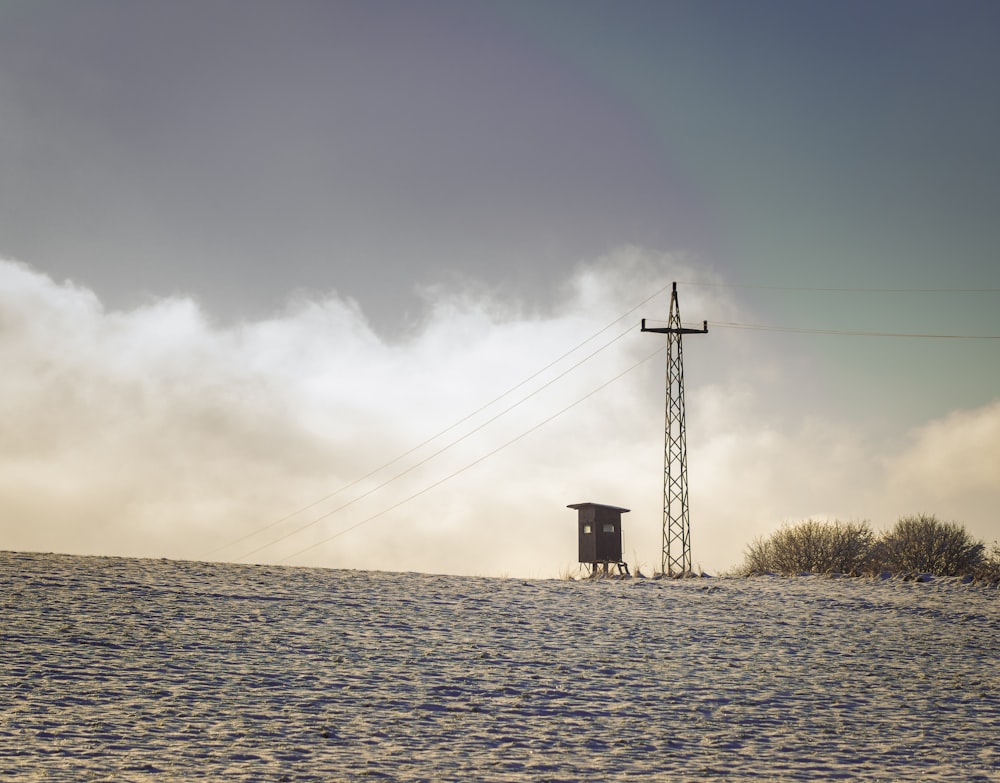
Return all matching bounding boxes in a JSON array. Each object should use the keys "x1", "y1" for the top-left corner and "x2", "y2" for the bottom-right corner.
[
  {"x1": 276, "y1": 344, "x2": 667, "y2": 565},
  {"x1": 216, "y1": 277, "x2": 998, "y2": 564},
  {"x1": 712, "y1": 322, "x2": 1000, "y2": 339},
  {"x1": 677, "y1": 282, "x2": 1000, "y2": 293},
  {"x1": 234, "y1": 322, "x2": 641, "y2": 562},
  {"x1": 208, "y1": 280, "x2": 677, "y2": 559}
]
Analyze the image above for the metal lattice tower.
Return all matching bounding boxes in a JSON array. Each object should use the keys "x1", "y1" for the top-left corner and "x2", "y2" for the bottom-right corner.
[{"x1": 641, "y1": 283, "x2": 707, "y2": 575}]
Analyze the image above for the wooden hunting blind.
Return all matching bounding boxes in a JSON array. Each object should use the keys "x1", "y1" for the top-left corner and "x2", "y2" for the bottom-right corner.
[{"x1": 568, "y1": 502, "x2": 630, "y2": 576}]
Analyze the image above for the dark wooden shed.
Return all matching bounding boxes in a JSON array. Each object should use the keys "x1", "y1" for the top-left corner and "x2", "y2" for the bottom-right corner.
[{"x1": 568, "y1": 502, "x2": 629, "y2": 575}]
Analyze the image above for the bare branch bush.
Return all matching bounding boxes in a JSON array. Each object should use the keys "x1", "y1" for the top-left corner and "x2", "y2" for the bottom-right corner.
[
  {"x1": 739, "y1": 520, "x2": 875, "y2": 576},
  {"x1": 971, "y1": 541, "x2": 1000, "y2": 583},
  {"x1": 739, "y1": 514, "x2": 993, "y2": 579},
  {"x1": 742, "y1": 536, "x2": 774, "y2": 575},
  {"x1": 879, "y1": 514, "x2": 985, "y2": 575}
]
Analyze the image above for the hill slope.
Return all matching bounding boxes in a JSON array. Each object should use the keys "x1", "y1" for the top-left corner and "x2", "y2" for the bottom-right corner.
[{"x1": 2, "y1": 551, "x2": 998, "y2": 781}]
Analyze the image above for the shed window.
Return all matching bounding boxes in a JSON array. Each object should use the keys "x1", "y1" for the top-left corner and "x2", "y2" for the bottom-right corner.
[
  {"x1": 603, "y1": 523, "x2": 615, "y2": 533},
  {"x1": 582, "y1": 524, "x2": 592, "y2": 535}
]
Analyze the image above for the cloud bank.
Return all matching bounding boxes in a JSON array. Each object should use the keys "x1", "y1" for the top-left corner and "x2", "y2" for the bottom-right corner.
[{"x1": 1, "y1": 252, "x2": 997, "y2": 575}]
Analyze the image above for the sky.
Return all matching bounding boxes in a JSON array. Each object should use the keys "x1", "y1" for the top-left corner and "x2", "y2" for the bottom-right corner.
[{"x1": 1, "y1": 0, "x2": 998, "y2": 576}]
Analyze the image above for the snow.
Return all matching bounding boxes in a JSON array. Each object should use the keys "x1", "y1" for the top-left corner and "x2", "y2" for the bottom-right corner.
[{"x1": 1, "y1": 551, "x2": 998, "y2": 781}]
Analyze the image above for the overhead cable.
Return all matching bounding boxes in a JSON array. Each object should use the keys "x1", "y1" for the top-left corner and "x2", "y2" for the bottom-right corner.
[
  {"x1": 677, "y1": 282, "x2": 1000, "y2": 293},
  {"x1": 276, "y1": 344, "x2": 667, "y2": 564},
  {"x1": 712, "y1": 322, "x2": 1000, "y2": 339},
  {"x1": 208, "y1": 280, "x2": 674, "y2": 558},
  {"x1": 235, "y1": 322, "x2": 641, "y2": 561}
]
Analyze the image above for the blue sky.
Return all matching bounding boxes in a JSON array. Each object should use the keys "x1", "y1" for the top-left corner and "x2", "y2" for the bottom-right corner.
[{"x1": 1, "y1": 1, "x2": 997, "y2": 574}]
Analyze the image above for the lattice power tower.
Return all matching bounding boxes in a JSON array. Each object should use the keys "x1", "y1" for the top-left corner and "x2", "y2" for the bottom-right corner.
[{"x1": 641, "y1": 283, "x2": 707, "y2": 575}]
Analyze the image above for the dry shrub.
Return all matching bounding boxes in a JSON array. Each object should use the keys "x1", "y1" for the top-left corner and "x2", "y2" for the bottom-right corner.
[
  {"x1": 878, "y1": 514, "x2": 985, "y2": 576},
  {"x1": 741, "y1": 514, "x2": 993, "y2": 579},
  {"x1": 741, "y1": 520, "x2": 875, "y2": 576},
  {"x1": 971, "y1": 542, "x2": 1000, "y2": 583}
]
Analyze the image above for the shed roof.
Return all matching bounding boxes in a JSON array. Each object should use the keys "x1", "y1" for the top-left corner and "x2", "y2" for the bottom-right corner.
[{"x1": 567, "y1": 502, "x2": 630, "y2": 513}]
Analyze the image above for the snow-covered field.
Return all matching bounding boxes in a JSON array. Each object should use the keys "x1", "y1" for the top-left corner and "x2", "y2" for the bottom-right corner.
[{"x1": 2, "y1": 551, "x2": 998, "y2": 782}]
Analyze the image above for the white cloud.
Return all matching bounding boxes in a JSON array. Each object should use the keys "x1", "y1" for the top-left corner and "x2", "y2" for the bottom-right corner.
[
  {"x1": 688, "y1": 384, "x2": 1000, "y2": 567},
  {"x1": 880, "y1": 399, "x2": 1000, "y2": 543},
  {"x1": 0, "y1": 252, "x2": 679, "y2": 573},
  {"x1": 2, "y1": 253, "x2": 997, "y2": 576}
]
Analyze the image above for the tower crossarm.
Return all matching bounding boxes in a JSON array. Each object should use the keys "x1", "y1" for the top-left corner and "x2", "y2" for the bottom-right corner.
[{"x1": 640, "y1": 319, "x2": 709, "y2": 335}]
